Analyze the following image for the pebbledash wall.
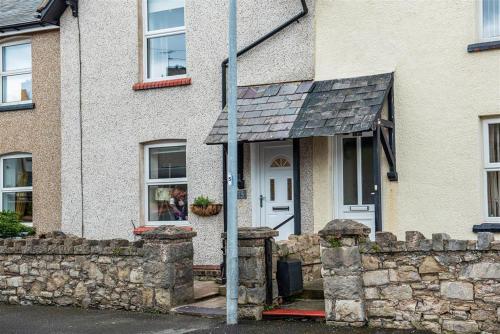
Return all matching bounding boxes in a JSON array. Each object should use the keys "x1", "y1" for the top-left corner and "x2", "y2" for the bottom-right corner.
[
  {"x1": 58, "y1": 0, "x2": 314, "y2": 266},
  {"x1": 319, "y1": 220, "x2": 500, "y2": 334},
  {"x1": 313, "y1": 0, "x2": 500, "y2": 239},
  {"x1": 0, "y1": 29, "x2": 62, "y2": 234},
  {"x1": 0, "y1": 227, "x2": 196, "y2": 311}
]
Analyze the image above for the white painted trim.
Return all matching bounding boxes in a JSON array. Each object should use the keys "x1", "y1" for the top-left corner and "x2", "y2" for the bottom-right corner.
[
  {"x1": 143, "y1": 142, "x2": 188, "y2": 226},
  {"x1": 478, "y1": 0, "x2": 500, "y2": 42},
  {"x1": 0, "y1": 40, "x2": 32, "y2": 105},
  {"x1": 142, "y1": 0, "x2": 186, "y2": 82},
  {"x1": 482, "y1": 117, "x2": 500, "y2": 222},
  {"x1": 250, "y1": 143, "x2": 261, "y2": 227},
  {"x1": 0, "y1": 153, "x2": 33, "y2": 224},
  {"x1": 0, "y1": 26, "x2": 58, "y2": 38}
]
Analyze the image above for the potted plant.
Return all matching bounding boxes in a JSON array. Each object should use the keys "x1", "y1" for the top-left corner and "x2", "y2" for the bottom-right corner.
[{"x1": 190, "y1": 196, "x2": 223, "y2": 217}]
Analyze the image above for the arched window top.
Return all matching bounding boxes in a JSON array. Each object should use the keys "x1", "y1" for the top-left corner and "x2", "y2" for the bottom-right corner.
[{"x1": 270, "y1": 157, "x2": 291, "y2": 168}]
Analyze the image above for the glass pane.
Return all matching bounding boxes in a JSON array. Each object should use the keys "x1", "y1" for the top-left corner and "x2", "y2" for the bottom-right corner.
[
  {"x1": 361, "y1": 137, "x2": 375, "y2": 205},
  {"x1": 2, "y1": 192, "x2": 33, "y2": 222},
  {"x1": 147, "y1": 34, "x2": 186, "y2": 79},
  {"x1": 2, "y1": 43, "x2": 31, "y2": 71},
  {"x1": 483, "y1": 0, "x2": 500, "y2": 38},
  {"x1": 489, "y1": 123, "x2": 500, "y2": 163},
  {"x1": 2, "y1": 74, "x2": 32, "y2": 103},
  {"x1": 269, "y1": 179, "x2": 275, "y2": 201},
  {"x1": 148, "y1": 0, "x2": 185, "y2": 31},
  {"x1": 148, "y1": 184, "x2": 188, "y2": 221},
  {"x1": 287, "y1": 178, "x2": 293, "y2": 201},
  {"x1": 343, "y1": 138, "x2": 358, "y2": 205},
  {"x1": 3, "y1": 157, "x2": 32, "y2": 188},
  {"x1": 149, "y1": 145, "x2": 186, "y2": 179},
  {"x1": 487, "y1": 171, "x2": 500, "y2": 217}
]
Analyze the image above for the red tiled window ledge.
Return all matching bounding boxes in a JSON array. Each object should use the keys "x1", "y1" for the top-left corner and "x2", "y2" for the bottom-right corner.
[{"x1": 133, "y1": 77, "x2": 191, "y2": 91}]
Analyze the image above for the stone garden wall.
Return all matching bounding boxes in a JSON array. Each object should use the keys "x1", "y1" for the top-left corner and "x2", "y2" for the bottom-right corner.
[
  {"x1": 319, "y1": 220, "x2": 500, "y2": 334},
  {"x1": 0, "y1": 227, "x2": 195, "y2": 312},
  {"x1": 276, "y1": 234, "x2": 321, "y2": 282}
]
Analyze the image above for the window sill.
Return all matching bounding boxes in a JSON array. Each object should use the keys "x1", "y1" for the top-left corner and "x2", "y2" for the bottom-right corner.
[
  {"x1": 472, "y1": 223, "x2": 500, "y2": 233},
  {"x1": 0, "y1": 102, "x2": 35, "y2": 112},
  {"x1": 133, "y1": 77, "x2": 191, "y2": 91},
  {"x1": 467, "y1": 40, "x2": 500, "y2": 53}
]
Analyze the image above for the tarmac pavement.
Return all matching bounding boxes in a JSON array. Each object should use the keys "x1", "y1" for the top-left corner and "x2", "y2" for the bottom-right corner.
[{"x1": 0, "y1": 304, "x2": 429, "y2": 334}]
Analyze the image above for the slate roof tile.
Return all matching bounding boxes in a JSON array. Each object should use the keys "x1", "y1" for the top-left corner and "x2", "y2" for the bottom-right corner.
[
  {"x1": 0, "y1": 0, "x2": 42, "y2": 28},
  {"x1": 205, "y1": 73, "x2": 393, "y2": 144}
]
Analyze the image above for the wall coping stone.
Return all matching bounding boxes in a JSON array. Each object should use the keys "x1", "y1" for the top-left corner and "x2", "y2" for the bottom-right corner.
[
  {"x1": 141, "y1": 225, "x2": 197, "y2": 240},
  {"x1": 319, "y1": 219, "x2": 371, "y2": 239},
  {"x1": 222, "y1": 227, "x2": 279, "y2": 240},
  {"x1": 357, "y1": 231, "x2": 498, "y2": 254}
]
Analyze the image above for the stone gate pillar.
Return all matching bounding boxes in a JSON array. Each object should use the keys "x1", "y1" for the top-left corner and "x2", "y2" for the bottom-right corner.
[
  {"x1": 142, "y1": 226, "x2": 196, "y2": 311},
  {"x1": 223, "y1": 227, "x2": 278, "y2": 320},
  {"x1": 319, "y1": 219, "x2": 370, "y2": 327}
]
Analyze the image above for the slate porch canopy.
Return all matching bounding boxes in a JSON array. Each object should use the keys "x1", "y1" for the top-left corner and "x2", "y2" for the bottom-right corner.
[{"x1": 205, "y1": 72, "x2": 394, "y2": 144}]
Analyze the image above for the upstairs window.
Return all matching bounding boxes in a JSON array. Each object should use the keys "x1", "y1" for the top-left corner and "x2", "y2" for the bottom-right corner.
[
  {"x1": 143, "y1": 0, "x2": 186, "y2": 81},
  {"x1": 481, "y1": 0, "x2": 500, "y2": 40},
  {"x1": 0, "y1": 41, "x2": 32, "y2": 105},
  {"x1": 0, "y1": 154, "x2": 33, "y2": 224}
]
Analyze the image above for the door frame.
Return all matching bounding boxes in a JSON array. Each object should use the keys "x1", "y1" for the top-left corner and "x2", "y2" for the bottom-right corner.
[{"x1": 250, "y1": 141, "x2": 293, "y2": 228}]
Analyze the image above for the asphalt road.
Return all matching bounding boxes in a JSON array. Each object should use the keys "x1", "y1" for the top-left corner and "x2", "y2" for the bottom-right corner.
[{"x1": 0, "y1": 304, "x2": 429, "y2": 334}]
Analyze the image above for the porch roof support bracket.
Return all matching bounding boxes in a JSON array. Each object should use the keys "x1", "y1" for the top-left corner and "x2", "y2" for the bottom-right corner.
[{"x1": 377, "y1": 86, "x2": 398, "y2": 182}]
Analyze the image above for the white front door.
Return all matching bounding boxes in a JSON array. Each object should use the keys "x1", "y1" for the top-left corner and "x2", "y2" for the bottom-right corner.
[
  {"x1": 257, "y1": 142, "x2": 294, "y2": 241},
  {"x1": 334, "y1": 134, "x2": 376, "y2": 239}
]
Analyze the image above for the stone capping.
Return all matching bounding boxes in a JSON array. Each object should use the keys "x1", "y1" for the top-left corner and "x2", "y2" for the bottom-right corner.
[
  {"x1": 0, "y1": 226, "x2": 196, "y2": 256},
  {"x1": 222, "y1": 227, "x2": 279, "y2": 240},
  {"x1": 358, "y1": 231, "x2": 499, "y2": 254},
  {"x1": 319, "y1": 219, "x2": 371, "y2": 239},
  {"x1": 141, "y1": 225, "x2": 197, "y2": 240}
]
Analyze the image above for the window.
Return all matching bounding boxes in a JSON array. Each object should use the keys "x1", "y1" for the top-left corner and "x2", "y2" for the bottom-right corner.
[
  {"x1": 0, "y1": 154, "x2": 33, "y2": 223},
  {"x1": 0, "y1": 41, "x2": 32, "y2": 104},
  {"x1": 144, "y1": 143, "x2": 188, "y2": 225},
  {"x1": 481, "y1": 0, "x2": 500, "y2": 40},
  {"x1": 143, "y1": 0, "x2": 186, "y2": 81},
  {"x1": 483, "y1": 119, "x2": 500, "y2": 219}
]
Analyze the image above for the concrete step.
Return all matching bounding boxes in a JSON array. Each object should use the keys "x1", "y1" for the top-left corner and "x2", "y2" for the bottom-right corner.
[
  {"x1": 194, "y1": 280, "x2": 220, "y2": 301},
  {"x1": 298, "y1": 279, "x2": 324, "y2": 300},
  {"x1": 171, "y1": 296, "x2": 226, "y2": 319}
]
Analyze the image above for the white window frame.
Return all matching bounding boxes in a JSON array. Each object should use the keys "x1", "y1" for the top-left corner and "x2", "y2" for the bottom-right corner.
[
  {"x1": 478, "y1": 0, "x2": 500, "y2": 42},
  {"x1": 142, "y1": 0, "x2": 187, "y2": 82},
  {"x1": 0, "y1": 153, "x2": 33, "y2": 226},
  {"x1": 482, "y1": 118, "x2": 500, "y2": 222},
  {"x1": 144, "y1": 142, "x2": 188, "y2": 226},
  {"x1": 0, "y1": 39, "x2": 32, "y2": 106}
]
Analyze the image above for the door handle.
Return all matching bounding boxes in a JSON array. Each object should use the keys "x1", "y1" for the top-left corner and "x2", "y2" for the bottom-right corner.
[
  {"x1": 260, "y1": 195, "x2": 264, "y2": 208},
  {"x1": 273, "y1": 206, "x2": 290, "y2": 211}
]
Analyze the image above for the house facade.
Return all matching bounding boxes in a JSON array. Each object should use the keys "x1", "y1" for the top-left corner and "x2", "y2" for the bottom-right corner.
[
  {"x1": 0, "y1": 0, "x2": 61, "y2": 234},
  {"x1": 43, "y1": 0, "x2": 315, "y2": 265},
  {"x1": 40, "y1": 0, "x2": 499, "y2": 266},
  {"x1": 313, "y1": 0, "x2": 500, "y2": 240}
]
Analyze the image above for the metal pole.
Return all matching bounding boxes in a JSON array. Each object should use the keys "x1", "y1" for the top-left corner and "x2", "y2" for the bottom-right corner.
[{"x1": 226, "y1": 0, "x2": 239, "y2": 326}]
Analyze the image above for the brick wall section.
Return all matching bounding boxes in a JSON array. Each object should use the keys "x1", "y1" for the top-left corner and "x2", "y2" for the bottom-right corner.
[
  {"x1": 275, "y1": 234, "x2": 321, "y2": 282},
  {"x1": 0, "y1": 226, "x2": 195, "y2": 312},
  {"x1": 319, "y1": 220, "x2": 500, "y2": 334}
]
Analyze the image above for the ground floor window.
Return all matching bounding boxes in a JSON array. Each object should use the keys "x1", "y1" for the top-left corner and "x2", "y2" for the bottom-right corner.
[
  {"x1": 0, "y1": 154, "x2": 33, "y2": 223},
  {"x1": 144, "y1": 143, "x2": 188, "y2": 225},
  {"x1": 483, "y1": 118, "x2": 500, "y2": 219}
]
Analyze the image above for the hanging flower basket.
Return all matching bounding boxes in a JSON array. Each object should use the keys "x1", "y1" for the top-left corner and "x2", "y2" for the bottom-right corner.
[{"x1": 190, "y1": 204, "x2": 223, "y2": 217}]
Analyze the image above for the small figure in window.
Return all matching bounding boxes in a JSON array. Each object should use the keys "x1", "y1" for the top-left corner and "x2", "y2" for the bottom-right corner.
[{"x1": 170, "y1": 186, "x2": 188, "y2": 221}]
